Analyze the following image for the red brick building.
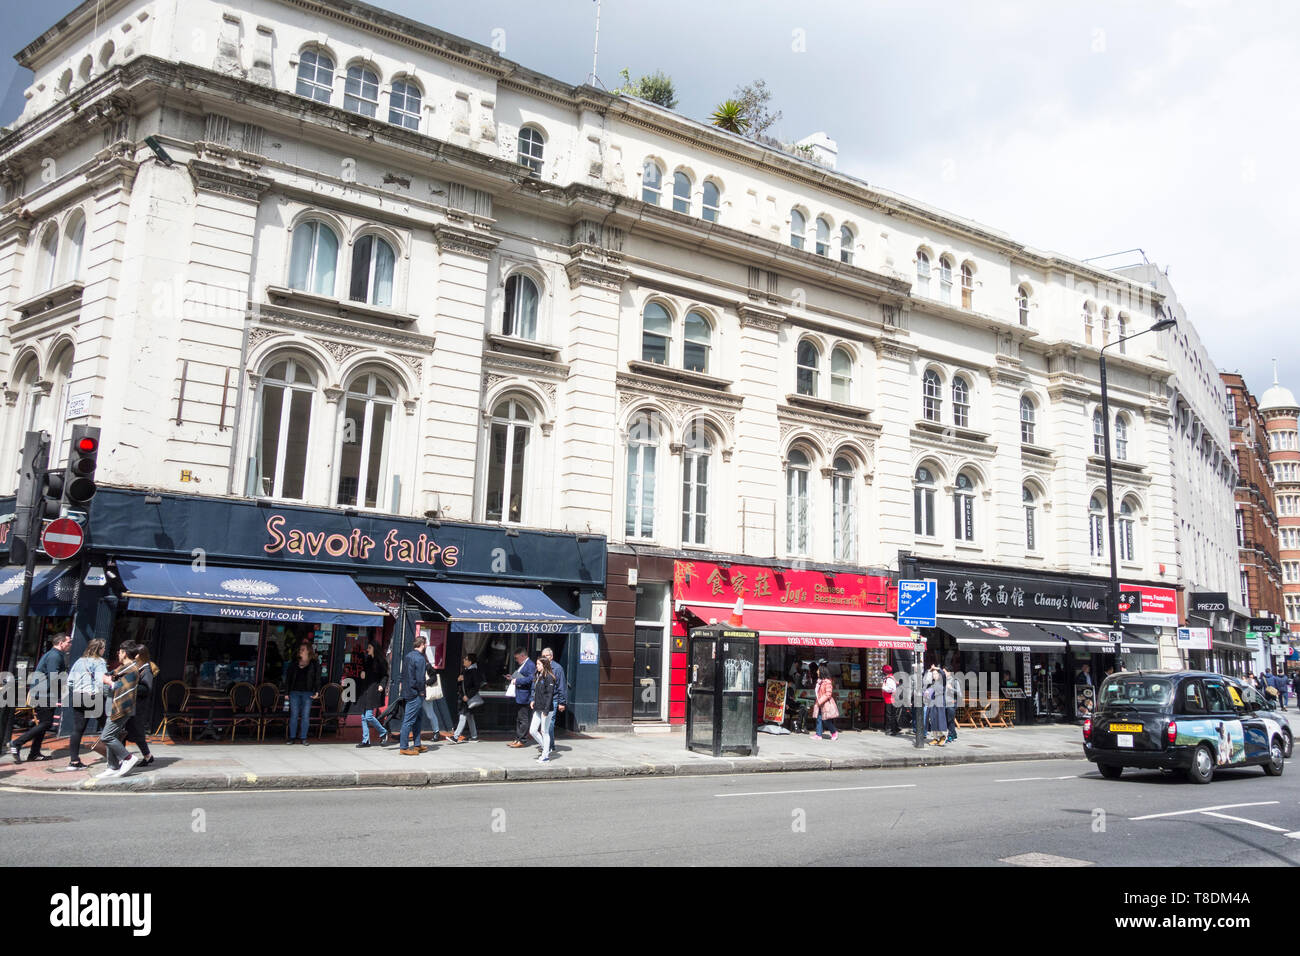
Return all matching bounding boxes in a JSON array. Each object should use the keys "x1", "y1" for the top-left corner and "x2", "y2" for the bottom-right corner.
[{"x1": 1222, "y1": 374, "x2": 1284, "y2": 641}]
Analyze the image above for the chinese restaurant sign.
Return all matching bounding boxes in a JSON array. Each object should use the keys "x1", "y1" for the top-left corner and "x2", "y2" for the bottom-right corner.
[
  {"x1": 672, "y1": 560, "x2": 895, "y2": 615},
  {"x1": 911, "y1": 562, "x2": 1110, "y2": 624}
]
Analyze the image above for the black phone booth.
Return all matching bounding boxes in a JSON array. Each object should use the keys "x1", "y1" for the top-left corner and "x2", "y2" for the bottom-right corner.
[{"x1": 685, "y1": 624, "x2": 759, "y2": 757}]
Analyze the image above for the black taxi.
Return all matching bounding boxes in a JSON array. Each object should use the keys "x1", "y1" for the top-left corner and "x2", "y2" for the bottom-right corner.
[{"x1": 1083, "y1": 670, "x2": 1287, "y2": 784}]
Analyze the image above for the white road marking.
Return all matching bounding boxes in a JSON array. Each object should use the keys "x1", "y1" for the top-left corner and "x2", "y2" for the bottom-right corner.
[
  {"x1": 1199, "y1": 811, "x2": 1291, "y2": 834},
  {"x1": 1000, "y1": 852, "x2": 1094, "y2": 867},
  {"x1": 1131, "y1": 801, "x2": 1279, "y2": 821},
  {"x1": 995, "y1": 775, "x2": 1079, "y2": 782},
  {"x1": 715, "y1": 784, "x2": 917, "y2": 798}
]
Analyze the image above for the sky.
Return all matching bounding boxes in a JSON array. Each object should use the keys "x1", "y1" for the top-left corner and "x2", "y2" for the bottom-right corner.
[{"x1": 2, "y1": 0, "x2": 1296, "y2": 397}]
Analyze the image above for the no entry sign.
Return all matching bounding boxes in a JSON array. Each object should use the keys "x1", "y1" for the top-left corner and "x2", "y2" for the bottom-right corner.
[{"x1": 42, "y1": 517, "x2": 84, "y2": 560}]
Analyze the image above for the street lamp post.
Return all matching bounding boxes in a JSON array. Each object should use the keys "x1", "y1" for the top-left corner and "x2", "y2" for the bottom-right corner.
[{"x1": 1098, "y1": 312, "x2": 1177, "y2": 641}]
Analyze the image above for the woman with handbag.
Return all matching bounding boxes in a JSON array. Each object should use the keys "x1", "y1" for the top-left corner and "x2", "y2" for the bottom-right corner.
[
  {"x1": 811, "y1": 659, "x2": 840, "y2": 741},
  {"x1": 528, "y1": 656, "x2": 558, "y2": 762},
  {"x1": 453, "y1": 652, "x2": 483, "y2": 742},
  {"x1": 421, "y1": 640, "x2": 456, "y2": 744},
  {"x1": 58, "y1": 639, "x2": 108, "y2": 772}
]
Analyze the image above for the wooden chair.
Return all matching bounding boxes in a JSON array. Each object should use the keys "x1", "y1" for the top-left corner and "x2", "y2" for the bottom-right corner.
[
  {"x1": 316, "y1": 682, "x2": 347, "y2": 739},
  {"x1": 255, "y1": 682, "x2": 285, "y2": 741},
  {"x1": 229, "y1": 682, "x2": 260, "y2": 740},
  {"x1": 155, "y1": 680, "x2": 191, "y2": 741}
]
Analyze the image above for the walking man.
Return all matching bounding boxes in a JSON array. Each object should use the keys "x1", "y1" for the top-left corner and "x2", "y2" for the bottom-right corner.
[
  {"x1": 399, "y1": 636, "x2": 428, "y2": 755},
  {"x1": 507, "y1": 647, "x2": 536, "y2": 749},
  {"x1": 540, "y1": 647, "x2": 566, "y2": 753},
  {"x1": 95, "y1": 641, "x2": 142, "y2": 779},
  {"x1": 10, "y1": 632, "x2": 71, "y2": 763}
]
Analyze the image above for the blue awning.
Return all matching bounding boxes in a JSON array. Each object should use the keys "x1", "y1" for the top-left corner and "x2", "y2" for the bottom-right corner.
[
  {"x1": 0, "y1": 565, "x2": 78, "y2": 617},
  {"x1": 116, "y1": 561, "x2": 384, "y2": 626},
  {"x1": 413, "y1": 581, "x2": 587, "y2": 634}
]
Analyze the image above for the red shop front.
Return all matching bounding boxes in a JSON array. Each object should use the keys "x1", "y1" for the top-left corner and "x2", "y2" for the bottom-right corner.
[{"x1": 669, "y1": 560, "x2": 914, "y2": 726}]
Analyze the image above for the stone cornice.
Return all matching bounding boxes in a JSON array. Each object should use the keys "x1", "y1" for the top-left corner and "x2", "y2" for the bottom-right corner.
[
  {"x1": 615, "y1": 371, "x2": 745, "y2": 411},
  {"x1": 564, "y1": 255, "x2": 629, "y2": 292},
  {"x1": 188, "y1": 159, "x2": 273, "y2": 202},
  {"x1": 779, "y1": 403, "x2": 883, "y2": 440},
  {"x1": 250, "y1": 305, "x2": 435, "y2": 354},
  {"x1": 874, "y1": 336, "x2": 917, "y2": 362},
  {"x1": 434, "y1": 224, "x2": 500, "y2": 260},
  {"x1": 482, "y1": 349, "x2": 570, "y2": 383},
  {"x1": 737, "y1": 302, "x2": 785, "y2": 333},
  {"x1": 909, "y1": 426, "x2": 996, "y2": 458}
]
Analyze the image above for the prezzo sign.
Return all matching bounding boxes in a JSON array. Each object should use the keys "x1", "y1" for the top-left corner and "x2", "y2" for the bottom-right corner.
[
  {"x1": 1119, "y1": 583, "x2": 1179, "y2": 628},
  {"x1": 1190, "y1": 592, "x2": 1229, "y2": 614}
]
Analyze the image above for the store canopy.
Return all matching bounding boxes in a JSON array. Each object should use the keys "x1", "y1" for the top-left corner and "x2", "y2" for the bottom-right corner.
[
  {"x1": 938, "y1": 616, "x2": 1067, "y2": 653},
  {"x1": 413, "y1": 581, "x2": 588, "y2": 633},
  {"x1": 682, "y1": 605, "x2": 920, "y2": 650},
  {"x1": 0, "y1": 565, "x2": 78, "y2": 617},
  {"x1": 1118, "y1": 626, "x2": 1161, "y2": 654},
  {"x1": 116, "y1": 561, "x2": 385, "y2": 626},
  {"x1": 1036, "y1": 623, "x2": 1118, "y2": 652}
]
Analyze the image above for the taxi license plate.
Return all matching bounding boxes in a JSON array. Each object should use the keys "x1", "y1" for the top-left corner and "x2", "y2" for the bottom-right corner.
[{"x1": 1110, "y1": 723, "x2": 1143, "y2": 733}]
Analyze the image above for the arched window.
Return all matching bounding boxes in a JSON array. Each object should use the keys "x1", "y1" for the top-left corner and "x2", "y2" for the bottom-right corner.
[
  {"x1": 831, "y1": 347, "x2": 853, "y2": 404},
  {"x1": 786, "y1": 449, "x2": 812, "y2": 555},
  {"x1": 681, "y1": 430, "x2": 712, "y2": 546},
  {"x1": 13, "y1": 355, "x2": 44, "y2": 441},
  {"x1": 389, "y1": 78, "x2": 422, "y2": 130},
  {"x1": 1083, "y1": 302, "x2": 1095, "y2": 345},
  {"x1": 1115, "y1": 413, "x2": 1129, "y2": 461},
  {"x1": 47, "y1": 346, "x2": 74, "y2": 462},
  {"x1": 1020, "y1": 395, "x2": 1036, "y2": 444},
  {"x1": 702, "y1": 181, "x2": 721, "y2": 222},
  {"x1": 503, "y1": 273, "x2": 540, "y2": 340},
  {"x1": 953, "y1": 472, "x2": 975, "y2": 542},
  {"x1": 922, "y1": 369, "x2": 942, "y2": 422},
  {"x1": 1017, "y1": 285, "x2": 1031, "y2": 326},
  {"x1": 1023, "y1": 485, "x2": 1037, "y2": 552},
  {"x1": 35, "y1": 224, "x2": 58, "y2": 293},
  {"x1": 518, "y1": 126, "x2": 545, "y2": 173},
  {"x1": 642, "y1": 161, "x2": 663, "y2": 204},
  {"x1": 789, "y1": 209, "x2": 806, "y2": 250},
  {"x1": 832, "y1": 456, "x2": 856, "y2": 562},
  {"x1": 916, "y1": 250, "x2": 931, "y2": 296},
  {"x1": 672, "y1": 172, "x2": 691, "y2": 214},
  {"x1": 1092, "y1": 409, "x2": 1105, "y2": 455},
  {"x1": 684, "y1": 311, "x2": 711, "y2": 373},
  {"x1": 960, "y1": 263, "x2": 974, "y2": 309},
  {"x1": 1118, "y1": 498, "x2": 1137, "y2": 562},
  {"x1": 951, "y1": 375, "x2": 970, "y2": 428},
  {"x1": 256, "y1": 358, "x2": 316, "y2": 500},
  {"x1": 1118, "y1": 313, "x2": 1129, "y2": 353},
  {"x1": 1101, "y1": 307, "x2": 1111, "y2": 346},
  {"x1": 336, "y1": 370, "x2": 395, "y2": 509},
  {"x1": 839, "y1": 226, "x2": 854, "y2": 265},
  {"x1": 815, "y1": 217, "x2": 831, "y2": 257},
  {"x1": 288, "y1": 220, "x2": 339, "y2": 296},
  {"x1": 1089, "y1": 495, "x2": 1106, "y2": 558},
  {"x1": 625, "y1": 413, "x2": 658, "y2": 539},
  {"x1": 295, "y1": 48, "x2": 334, "y2": 102},
  {"x1": 796, "y1": 340, "x2": 820, "y2": 396},
  {"x1": 344, "y1": 63, "x2": 380, "y2": 117},
  {"x1": 62, "y1": 212, "x2": 86, "y2": 284},
  {"x1": 349, "y1": 234, "x2": 395, "y2": 307},
  {"x1": 938, "y1": 257, "x2": 954, "y2": 304},
  {"x1": 914, "y1": 466, "x2": 936, "y2": 537},
  {"x1": 642, "y1": 301, "x2": 671, "y2": 365},
  {"x1": 485, "y1": 398, "x2": 533, "y2": 524}
]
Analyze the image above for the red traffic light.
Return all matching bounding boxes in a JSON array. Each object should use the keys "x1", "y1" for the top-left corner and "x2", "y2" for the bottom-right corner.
[{"x1": 77, "y1": 436, "x2": 98, "y2": 452}]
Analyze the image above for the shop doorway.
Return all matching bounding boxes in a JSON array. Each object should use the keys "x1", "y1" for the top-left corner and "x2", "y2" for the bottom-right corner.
[{"x1": 634, "y1": 625, "x2": 663, "y2": 719}]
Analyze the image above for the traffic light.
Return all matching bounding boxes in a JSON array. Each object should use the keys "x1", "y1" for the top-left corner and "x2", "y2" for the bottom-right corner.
[
  {"x1": 62, "y1": 425, "x2": 100, "y2": 509},
  {"x1": 9, "y1": 432, "x2": 49, "y2": 567}
]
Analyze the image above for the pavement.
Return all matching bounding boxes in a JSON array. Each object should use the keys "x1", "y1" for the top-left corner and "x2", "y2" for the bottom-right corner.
[{"x1": 0, "y1": 722, "x2": 1085, "y2": 793}]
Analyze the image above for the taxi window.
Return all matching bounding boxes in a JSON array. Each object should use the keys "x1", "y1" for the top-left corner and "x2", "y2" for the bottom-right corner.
[
  {"x1": 1099, "y1": 676, "x2": 1173, "y2": 709},
  {"x1": 1203, "y1": 680, "x2": 1236, "y2": 714},
  {"x1": 1239, "y1": 684, "x2": 1265, "y2": 709},
  {"x1": 1180, "y1": 680, "x2": 1205, "y2": 715}
]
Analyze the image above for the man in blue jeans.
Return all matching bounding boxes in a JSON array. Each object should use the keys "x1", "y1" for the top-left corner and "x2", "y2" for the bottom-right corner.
[
  {"x1": 399, "y1": 635, "x2": 428, "y2": 755},
  {"x1": 540, "y1": 647, "x2": 567, "y2": 752}
]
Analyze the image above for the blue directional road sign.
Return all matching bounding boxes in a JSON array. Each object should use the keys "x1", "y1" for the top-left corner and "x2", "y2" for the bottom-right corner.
[{"x1": 897, "y1": 578, "x2": 938, "y2": 629}]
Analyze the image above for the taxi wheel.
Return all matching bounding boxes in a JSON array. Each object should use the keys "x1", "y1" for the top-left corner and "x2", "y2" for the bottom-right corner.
[
  {"x1": 1263, "y1": 740, "x2": 1285, "y2": 776},
  {"x1": 1187, "y1": 745, "x2": 1214, "y2": 785},
  {"x1": 1284, "y1": 730, "x2": 1293, "y2": 759},
  {"x1": 1097, "y1": 763, "x2": 1123, "y2": 780}
]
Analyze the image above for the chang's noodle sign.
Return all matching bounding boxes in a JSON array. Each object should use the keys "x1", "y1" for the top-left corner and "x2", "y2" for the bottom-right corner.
[{"x1": 263, "y1": 514, "x2": 459, "y2": 568}]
